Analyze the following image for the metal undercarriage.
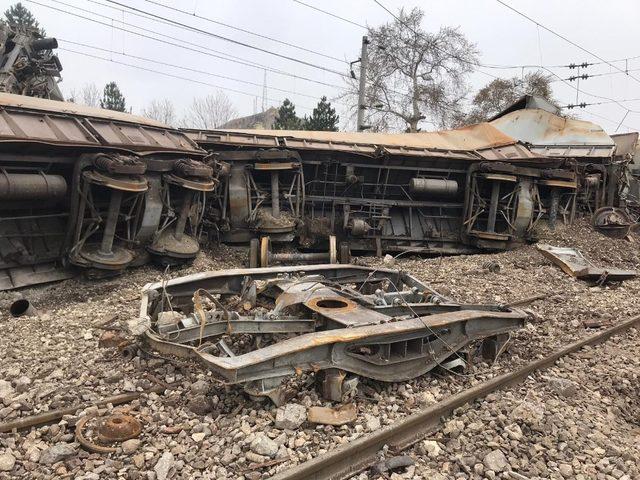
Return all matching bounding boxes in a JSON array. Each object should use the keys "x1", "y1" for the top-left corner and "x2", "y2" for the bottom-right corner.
[{"x1": 139, "y1": 264, "x2": 527, "y2": 404}]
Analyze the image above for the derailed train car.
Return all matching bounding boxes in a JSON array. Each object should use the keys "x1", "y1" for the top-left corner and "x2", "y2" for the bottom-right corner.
[
  {"x1": 183, "y1": 97, "x2": 623, "y2": 265},
  {"x1": 0, "y1": 92, "x2": 626, "y2": 289},
  {"x1": 0, "y1": 93, "x2": 214, "y2": 289},
  {"x1": 184, "y1": 122, "x2": 577, "y2": 262}
]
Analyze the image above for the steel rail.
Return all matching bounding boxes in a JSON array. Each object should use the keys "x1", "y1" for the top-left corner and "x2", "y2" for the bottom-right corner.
[{"x1": 272, "y1": 313, "x2": 640, "y2": 480}]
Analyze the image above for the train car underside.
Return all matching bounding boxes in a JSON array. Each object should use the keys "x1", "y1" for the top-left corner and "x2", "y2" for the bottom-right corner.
[{"x1": 205, "y1": 145, "x2": 578, "y2": 264}]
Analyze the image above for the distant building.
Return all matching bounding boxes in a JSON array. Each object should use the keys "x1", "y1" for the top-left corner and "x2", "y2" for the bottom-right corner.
[{"x1": 220, "y1": 107, "x2": 278, "y2": 130}]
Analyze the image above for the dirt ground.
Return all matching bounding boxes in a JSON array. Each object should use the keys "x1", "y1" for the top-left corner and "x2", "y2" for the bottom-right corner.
[{"x1": 0, "y1": 220, "x2": 639, "y2": 479}]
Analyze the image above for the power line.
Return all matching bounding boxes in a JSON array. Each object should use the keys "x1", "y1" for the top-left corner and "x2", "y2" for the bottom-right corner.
[
  {"x1": 27, "y1": 0, "x2": 348, "y2": 91},
  {"x1": 59, "y1": 47, "x2": 317, "y2": 111},
  {"x1": 291, "y1": 0, "x2": 367, "y2": 29},
  {"x1": 580, "y1": 108, "x2": 640, "y2": 132},
  {"x1": 371, "y1": 0, "x2": 640, "y2": 125},
  {"x1": 34, "y1": 0, "x2": 423, "y2": 113},
  {"x1": 495, "y1": 0, "x2": 640, "y2": 87},
  {"x1": 59, "y1": 38, "x2": 348, "y2": 105},
  {"x1": 134, "y1": 0, "x2": 348, "y2": 64},
  {"x1": 541, "y1": 66, "x2": 640, "y2": 114},
  {"x1": 554, "y1": 67, "x2": 640, "y2": 83},
  {"x1": 104, "y1": 0, "x2": 349, "y2": 77},
  {"x1": 105, "y1": 0, "x2": 420, "y2": 106},
  {"x1": 560, "y1": 96, "x2": 640, "y2": 109}
]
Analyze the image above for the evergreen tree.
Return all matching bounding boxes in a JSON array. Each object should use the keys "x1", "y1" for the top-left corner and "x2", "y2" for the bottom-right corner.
[
  {"x1": 303, "y1": 96, "x2": 339, "y2": 131},
  {"x1": 273, "y1": 98, "x2": 302, "y2": 130},
  {"x1": 4, "y1": 3, "x2": 43, "y2": 34},
  {"x1": 100, "y1": 82, "x2": 126, "y2": 112}
]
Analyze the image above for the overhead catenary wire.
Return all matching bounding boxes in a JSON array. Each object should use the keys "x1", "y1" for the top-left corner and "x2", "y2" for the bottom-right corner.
[
  {"x1": 580, "y1": 108, "x2": 640, "y2": 132},
  {"x1": 132, "y1": 0, "x2": 349, "y2": 64},
  {"x1": 58, "y1": 38, "x2": 351, "y2": 106},
  {"x1": 495, "y1": 0, "x2": 640, "y2": 87},
  {"x1": 103, "y1": 0, "x2": 349, "y2": 77},
  {"x1": 35, "y1": 0, "x2": 426, "y2": 110},
  {"x1": 27, "y1": 0, "x2": 349, "y2": 91},
  {"x1": 59, "y1": 47, "x2": 318, "y2": 111},
  {"x1": 540, "y1": 66, "x2": 640, "y2": 114},
  {"x1": 291, "y1": 0, "x2": 368, "y2": 29}
]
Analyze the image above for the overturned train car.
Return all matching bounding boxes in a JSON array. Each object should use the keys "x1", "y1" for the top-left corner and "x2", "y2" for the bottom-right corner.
[
  {"x1": 0, "y1": 92, "x2": 624, "y2": 289},
  {"x1": 185, "y1": 122, "x2": 582, "y2": 261},
  {"x1": 0, "y1": 93, "x2": 214, "y2": 289}
]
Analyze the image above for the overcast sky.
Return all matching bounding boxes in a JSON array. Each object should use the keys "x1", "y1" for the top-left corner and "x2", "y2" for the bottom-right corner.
[{"x1": 10, "y1": 0, "x2": 640, "y2": 132}]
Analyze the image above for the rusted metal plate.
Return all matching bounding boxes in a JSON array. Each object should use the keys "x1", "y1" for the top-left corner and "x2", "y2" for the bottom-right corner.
[
  {"x1": 187, "y1": 122, "x2": 522, "y2": 151},
  {"x1": 537, "y1": 244, "x2": 637, "y2": 281},
  {"x1": 0, "y1": 93, "x2": 203, "y2": 154},
  {"x1": 611, "y1": 132, "x2": 639, "y2": 158},
  {"x1": 308, "y1": 404, "x2": 357, "y2": 426}
]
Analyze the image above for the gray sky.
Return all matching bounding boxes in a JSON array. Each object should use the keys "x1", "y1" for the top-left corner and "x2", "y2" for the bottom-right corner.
[{"x1": 9, "y1": 0, "x2": 640, "y2": 132}]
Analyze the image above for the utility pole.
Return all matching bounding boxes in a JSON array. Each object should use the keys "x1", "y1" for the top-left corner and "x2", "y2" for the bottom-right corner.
[{"x1": 356, "y1": 35, "x2": 369, "y2": 132}]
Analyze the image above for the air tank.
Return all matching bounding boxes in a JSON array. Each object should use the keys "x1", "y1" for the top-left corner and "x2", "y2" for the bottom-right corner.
[{"x1": 409, "y1": 178, "x2": 458, "y2": 197}]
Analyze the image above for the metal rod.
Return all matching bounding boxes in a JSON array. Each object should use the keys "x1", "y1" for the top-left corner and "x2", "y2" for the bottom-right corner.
[
  {"x1": 270, "y1": 252, "x2": 329, "y2": 262},
  {"x1": 0, "y1": 385, "x2": 168, "y2": 433},
  {"x1": 271, "y1": 170, "x2": 280, "y2": 218},
  {"x1": 548, "y1": 188, "x2": 559, "y2": 230},
  {"x1": 487, "y1": 181, "x2": 500, "y2": 233},
  {"x1": 99, "y1": 189, "x2": 122, "y2": 255}
]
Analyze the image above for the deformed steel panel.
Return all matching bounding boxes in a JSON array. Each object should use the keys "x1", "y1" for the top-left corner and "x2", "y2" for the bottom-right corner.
[
  {"x1": 491, "y1": 108, "x2": 616, "y2": 158},
  {"x1": 0, "y1": 92, "x2": 203, "y2": 155}
]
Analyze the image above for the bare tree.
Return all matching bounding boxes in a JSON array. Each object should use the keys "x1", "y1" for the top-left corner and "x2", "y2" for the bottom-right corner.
[
  {"x1": 346, "y1": 7, "x2": 479, "y2": 132},
  {"x1": 181, "y1": 91, "x2": 237, "y2": 129},
  {"x1": 456, "y1": 70, "x2": 556, "y2": 125},
  {"x1": 80, "y1": 82, "x2": 100, "y2": 107},
  {"x1": 141, "y1": 98, "x2": 176, "y2": 125},
  {"x1": 64, "y1": 87, "x2": 79, "y2": 103}
]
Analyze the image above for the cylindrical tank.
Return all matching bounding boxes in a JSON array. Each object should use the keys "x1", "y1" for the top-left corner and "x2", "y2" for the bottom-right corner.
[
  {"x1": 0, "y1": 173, "x2": 67, "y2": 201},
  {"x1": 31, "y1": 37, "x2": 58, "y2": 52},
  {"x1": 409, "y1": 178, "x2": 458, "y2": 197}
]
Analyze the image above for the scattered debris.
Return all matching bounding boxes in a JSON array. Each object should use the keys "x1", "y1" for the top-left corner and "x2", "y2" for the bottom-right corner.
[
  {"x1": 483, "y1": 260, "x2": 501, "y2": 273},
  {"x1": 537, "y1": 243, "x2": 637, "y2": 282},
  {"x1": 307, "y1": 403, "x2": 357, "y2": 426},
  {"x1": 75, "y1": 413, "x2": 142, "y2": 453},
  {"x1": 98, "y1": 330, "x2": 127, "y2": 349},
  {"x1": 592, "y1": 206, "x2": 635, "y2": 238}
]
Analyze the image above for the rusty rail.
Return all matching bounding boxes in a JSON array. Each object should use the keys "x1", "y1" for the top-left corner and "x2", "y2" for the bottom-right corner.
[
  {"x1": 272, "y1": 314, "x2": 640, "y2": 480},
  {"x1": 0, "y1": 385, "x2": 167, "y2": 434}
]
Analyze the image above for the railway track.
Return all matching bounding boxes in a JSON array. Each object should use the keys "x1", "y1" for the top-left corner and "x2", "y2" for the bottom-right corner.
[{"x1": 272, "y1": 314, "x2": 640, "y2": 480}]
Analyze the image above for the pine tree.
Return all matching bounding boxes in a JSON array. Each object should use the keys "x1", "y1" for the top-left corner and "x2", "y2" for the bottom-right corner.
[
  {"x1": 100, "y1": 82, "x2": 126, "y2": 112},
  {"x1": 303, "y1": 96, "x2": 339, "y2": 131},
  {"x1": 273, "y1": 98, "x2": 302, "y2": 130},
  {"x1": 4, "y1": 3, "x2": 43, "y2": 34}
]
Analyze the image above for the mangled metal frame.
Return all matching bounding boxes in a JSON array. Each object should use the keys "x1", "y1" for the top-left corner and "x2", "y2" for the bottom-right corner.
[{"x1": 139, "y1": 264, "x2": 526, "y2": 404}]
